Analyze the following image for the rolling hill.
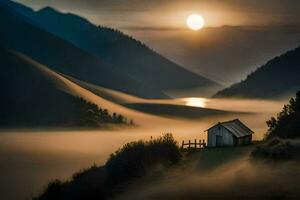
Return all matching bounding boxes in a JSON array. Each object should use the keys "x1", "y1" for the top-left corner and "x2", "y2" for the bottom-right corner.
[
  {"x1": 214, "y1": 46, "x2": 300, "y2": 99},
  {"x1": 2, "y1": 0, "x2": 220, "y2": 96},
  {"x1": 0, "y1": 48, "x2": 147, "y2": 127},
  {"x1": 0, "y1": 48, "x2": 91, "y2": 127}
]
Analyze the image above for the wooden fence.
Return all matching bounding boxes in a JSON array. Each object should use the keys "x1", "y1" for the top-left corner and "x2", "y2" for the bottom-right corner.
[{"x1": 181, "y1": 139, "x2": 206, "y2": 149}]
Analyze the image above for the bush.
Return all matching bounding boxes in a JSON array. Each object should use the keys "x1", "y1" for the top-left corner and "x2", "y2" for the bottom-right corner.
[
  {"x1": 34, "y1": 134, "x2": 181, "y2": 199},
  {"x1": 251, "y1": 137, "x2": 300, "y2": 161},
  {"x1": 105, "y1": 133, "x2": 181, "y2": 183}
]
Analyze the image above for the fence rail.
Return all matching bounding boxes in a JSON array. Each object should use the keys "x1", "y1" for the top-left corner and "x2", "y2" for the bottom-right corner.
[{"x1": 181, "y1": 139, "x2": 206, "y2": 149}]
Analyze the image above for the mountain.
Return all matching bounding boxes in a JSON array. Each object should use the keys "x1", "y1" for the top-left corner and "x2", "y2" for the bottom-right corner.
[
  {"x1": 0, "y1": 1, "x2": 167, "y2": 99},
  {"x1": 214, "y1": 46, "x2": 300, "y2": 99},
  {"x1": 2, "y1": 0, "x2": 220, "y2": 96}
]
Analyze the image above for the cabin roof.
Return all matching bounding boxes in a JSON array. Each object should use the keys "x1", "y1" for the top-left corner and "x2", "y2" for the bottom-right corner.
[{"x1": 207, "y1": 119, "x2": 254, "y2": 138}]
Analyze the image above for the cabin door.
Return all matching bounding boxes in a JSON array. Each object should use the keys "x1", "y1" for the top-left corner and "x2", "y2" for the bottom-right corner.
[{"x1": 216, "y1": 135, "x2": 223, "y2": 147}]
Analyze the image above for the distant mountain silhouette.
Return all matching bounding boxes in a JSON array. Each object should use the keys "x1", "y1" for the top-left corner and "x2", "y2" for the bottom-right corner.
[
  {"x1": 1, "y1": 0, "x2": 220, "y2": 96},
  {"x1": 137, "y1": 25, "x2": 300, "y2": 85},
  {"x1": 0, "y1": 1, "x2": 167, "y2": 99},
  {"x1": 214, "y1": 46, "x2": 300, "y2": 99}
]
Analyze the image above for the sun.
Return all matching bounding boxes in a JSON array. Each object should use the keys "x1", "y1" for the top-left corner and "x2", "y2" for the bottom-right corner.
[{"x1": 186, "y1": 14, "x2": 205, "y2": 31}]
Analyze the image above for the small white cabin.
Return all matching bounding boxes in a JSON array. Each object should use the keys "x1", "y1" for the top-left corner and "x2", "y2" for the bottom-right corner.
[{"x1": 206, "y1": 119, "x2": 254, "y2": 147}]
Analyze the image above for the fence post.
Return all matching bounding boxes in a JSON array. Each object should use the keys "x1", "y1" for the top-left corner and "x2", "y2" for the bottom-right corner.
[
  {"x1": 203, "y1": 139, "x2": 206, "y2": 148},
  {"x1": 188, "y1": 140, "x2": 191, "y2": 148},
  {"x1": 194, "y1": 139, "x2": 197, "y2": 148},
  {"x1": 181, "y1": 140, "x2": 184, "y2": 149}
]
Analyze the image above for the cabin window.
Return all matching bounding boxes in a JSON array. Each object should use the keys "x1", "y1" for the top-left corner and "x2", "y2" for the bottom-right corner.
[{"x1": 218, "y1": 126, "x2": 221, "y2": 131}]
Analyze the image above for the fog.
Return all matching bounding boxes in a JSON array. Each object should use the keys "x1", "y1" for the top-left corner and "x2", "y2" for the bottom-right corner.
[
  {"x1": 116, "y1": 154, "x2": 300, "y2": 199},
  {"x1": 0, "y1": 97, "x2": 286, "y2": 200}
]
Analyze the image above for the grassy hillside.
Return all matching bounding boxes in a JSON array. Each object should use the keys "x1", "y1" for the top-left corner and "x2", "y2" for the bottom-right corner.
[
  {"x1": 191, "y1": 145, "x2": 255, "y2": 171},
  {"x1": 33, "y1": 135, "x2": 300, "y2": 200},
  {"x1": 34, "y1": 134, "x2": 181, "y2": 200}
]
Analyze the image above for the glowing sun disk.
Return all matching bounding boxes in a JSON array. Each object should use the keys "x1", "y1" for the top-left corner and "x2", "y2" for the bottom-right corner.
[{"x1": 187, "y1": 14, "x2": 205, "y2": 30}]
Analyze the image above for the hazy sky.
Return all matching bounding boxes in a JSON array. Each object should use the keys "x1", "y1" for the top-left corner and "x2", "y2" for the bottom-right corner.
[{"x1": 15, "y1": 0, "x2": 300, "y2": 29}]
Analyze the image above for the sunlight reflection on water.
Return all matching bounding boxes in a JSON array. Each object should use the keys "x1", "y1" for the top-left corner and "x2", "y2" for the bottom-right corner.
[{"x1": 183, "y1": 97, "x2": 208, "y2": 108}]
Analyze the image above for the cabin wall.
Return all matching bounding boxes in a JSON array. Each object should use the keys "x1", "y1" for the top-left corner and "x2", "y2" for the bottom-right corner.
[
  {"x1": 207, "y1": 125, "x2": 234, "y2": 147},
  {"x1": 236, "y1": 135, "x2": 252, "y2": 145}
]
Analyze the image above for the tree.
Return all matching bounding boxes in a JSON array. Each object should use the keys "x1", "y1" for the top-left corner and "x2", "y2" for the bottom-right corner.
[
  {"x1": 77, "y1": 98, "x2": 132, "y2": 126},
  {"x1": 265, "y1": 91, "x2": 300, "y2": 139}
]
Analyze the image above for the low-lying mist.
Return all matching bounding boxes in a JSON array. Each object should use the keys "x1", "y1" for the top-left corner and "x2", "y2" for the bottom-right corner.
[
  {"x1": 0, "y1": 97, "x2": 288, "y2": 199},
  {"x1": 116, "y1": 153, "x2": 300, "y2": 199}
]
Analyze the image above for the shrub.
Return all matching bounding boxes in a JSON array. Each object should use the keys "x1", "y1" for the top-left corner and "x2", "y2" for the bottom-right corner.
[
  {"x1": 105, "y1": 133, "x2": 181, "y2": 183},
  {"x1": 251, "y1": 137, "x2": 300, "y2": 161},
  {"x1": 34, "y1": 134, "x2": 181, "y2": 199}
]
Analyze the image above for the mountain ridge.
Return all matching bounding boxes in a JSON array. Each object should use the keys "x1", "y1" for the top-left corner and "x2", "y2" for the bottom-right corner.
[{"x1": 214, "y1": 45, "x2": 300, "y2": 99}]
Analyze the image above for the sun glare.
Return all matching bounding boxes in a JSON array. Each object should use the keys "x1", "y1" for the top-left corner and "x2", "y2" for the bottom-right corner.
[{"x1": 186, "y1": 14, "x2": 205, "y2": 30}]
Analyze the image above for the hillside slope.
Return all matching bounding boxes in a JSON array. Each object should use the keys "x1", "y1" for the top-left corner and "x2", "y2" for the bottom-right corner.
[
  {"x1": 214, "y1": 46, "x2": 300, "y2": 99},
  {"x1": 3, "y1": 0, "x2": 220, "y2": 94},
  {"x1": 0, "y1": 1, "x2": 167, "y2": 98},
  {"x1": 0, "y1": 48, "x2": 89, "y2": 127},
  {"x1": 0, "y1": 48, "x2": 140, "y2": 127}
]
